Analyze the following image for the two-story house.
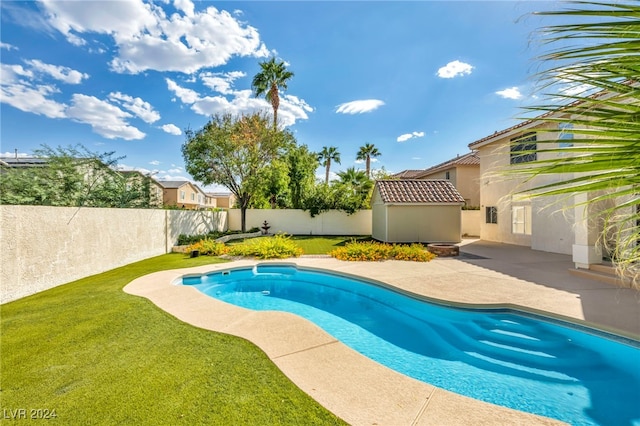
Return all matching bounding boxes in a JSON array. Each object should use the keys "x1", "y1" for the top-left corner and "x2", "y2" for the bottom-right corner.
[
  {"x1": 468, "y1": 116, "x2": 611, "y2": 271},
  {"x1": 159, "y1": 180, "x2": 207, "y2": 210}
]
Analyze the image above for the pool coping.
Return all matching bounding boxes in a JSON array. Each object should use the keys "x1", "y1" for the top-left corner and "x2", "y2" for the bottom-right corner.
[{"x1": 124, "y1": 257, "x2": 585, "y2": 426}]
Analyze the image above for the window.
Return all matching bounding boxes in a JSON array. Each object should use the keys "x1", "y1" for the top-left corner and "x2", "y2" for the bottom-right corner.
[
  {"x1": 180, "y1": 190, "x2": 185, "y2": 200},
  {"x1": 445, "y1": 171, "x2": 450, "y2": 180},
  {"x1": 191, "y1": 193, "x2": 195, "y2": 201},
  {"x1": 558, "y1": 123, "x2": 574, "y2": 148},
  {"x1": 510, "y1": 132, "x2": 537, "y2": 164},
  {"x1": 486, "y1": 206, "x2": 497, "y2": 224},
  {"x1": 512, "y1": 205, "x2": 532, "y2": 235}
]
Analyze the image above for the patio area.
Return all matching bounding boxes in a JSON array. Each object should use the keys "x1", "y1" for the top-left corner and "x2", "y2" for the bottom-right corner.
[{"x1": 124, "y1": 240, "x2": 639, "y2": 425}]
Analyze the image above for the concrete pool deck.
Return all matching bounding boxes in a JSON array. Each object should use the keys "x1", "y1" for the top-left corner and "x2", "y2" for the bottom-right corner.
[{"x1": 124, "y1": 240, "x2": 640, "y2": 425}]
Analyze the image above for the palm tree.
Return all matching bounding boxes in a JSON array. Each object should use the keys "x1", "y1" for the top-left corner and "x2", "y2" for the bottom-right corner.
[
  {"x1": 318, "y1": 146, "x2": 341, "y2": 184},
  {"x1": 251, "y1": 57, "x2": 294, "y2": 129},
  {"x1": 513, "y1": 1, "x2": 640, "y2": 286},
  {"x1": 337, "y1": 167, "x2": 371, "y2": 191},
  {"x1": 356, "y1": 143, "x2": 381, "y2": 178}
]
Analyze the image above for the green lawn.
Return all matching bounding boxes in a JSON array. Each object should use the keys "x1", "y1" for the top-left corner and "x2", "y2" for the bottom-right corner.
[
  {"x1": 228, "y1": 235, "x2": 372, "y2": 255},
  {"x1": 1, "y1": 254, "x2": 345, "y2": 425}
]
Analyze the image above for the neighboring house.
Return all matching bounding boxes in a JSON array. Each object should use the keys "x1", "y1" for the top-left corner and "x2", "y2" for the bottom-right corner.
[
  {"x1": 371, "y1": 180, "x2": 465, "y2": 243},
  {"x1": 468, "y1": 115, "x2": 608, "y2": 269},
  {"x1": 207, "y1": 192, "x2": 236, "y2": 208},
  {"x1": 393, "y1": 152, "x2": 480, "y2": 207},
  {"x1": 119, "y1": 170, "x2": 164, "y2": 208},
  {"x1": 390, "y1": 169, "x2": 425, "y2": 179},
  {"x1": 413, "y1": 152, "x2": 480, "y2": 207},
  {"x1": 0, "y1": 156, "x2": 48, "y2": 170},
  {"x1": 159, "y1": 180, "x2": 206, "y2": 209}
]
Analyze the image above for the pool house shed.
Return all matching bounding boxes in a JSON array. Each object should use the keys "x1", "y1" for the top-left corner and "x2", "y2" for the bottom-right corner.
[{"x1": 371, "y1": 180, "x2": 465, "y2": 243}]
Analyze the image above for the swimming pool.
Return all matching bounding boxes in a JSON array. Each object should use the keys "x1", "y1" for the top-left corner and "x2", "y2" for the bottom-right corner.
[{"x1": 180, "y1": 264, "x2": 640, "y2": 426}]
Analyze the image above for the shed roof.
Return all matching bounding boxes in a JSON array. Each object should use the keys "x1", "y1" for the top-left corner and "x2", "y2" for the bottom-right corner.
[{"x1": 375, "y1": 180, "x2": 465, "y2": 204}]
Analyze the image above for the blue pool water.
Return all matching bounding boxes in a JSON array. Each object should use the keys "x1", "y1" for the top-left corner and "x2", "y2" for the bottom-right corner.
[{"x1": 180, "y1": 264, "x2": 640, "y2": 426}]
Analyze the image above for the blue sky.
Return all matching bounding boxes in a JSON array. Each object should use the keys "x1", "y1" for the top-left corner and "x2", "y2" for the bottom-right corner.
[{"x1": 1, "y1": 0, "x2": 562, "y2": 190}]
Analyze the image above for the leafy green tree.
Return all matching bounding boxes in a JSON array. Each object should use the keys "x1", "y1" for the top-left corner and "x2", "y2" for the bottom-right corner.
[
  {"x1": 302, "y1": 183, "x2": 336, "y2": 217},
  {"x1": 286, "y1": 144, "x2": 319, "y2": 209},
  {"x1": 182, "y1": 113, "x2": 289, "y2": 231},
  {"x1": 0, "y1": 144, "x2": 152, "y2": 208},
  {"x1": 251, "y1": 57, "x2": 294, "y2": 129},
  {"x1": 335, "y1": 167, "x2": 374, "y2": 214},
  {"x1": 514, "y1": 1, "x2": 640, "y2": 284},
  {"x1": 318, "y1": 146, "x2": 341, "y2": 184},
  {"x1": 258, "y1": 159, "x2": 291, "y2": 209},
  {"x1": 356, "y1": 143, "x2": 381, "y2": 178}
]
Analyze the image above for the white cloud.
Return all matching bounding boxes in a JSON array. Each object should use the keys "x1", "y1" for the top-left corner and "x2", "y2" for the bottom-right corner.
[
  {"x1": 166, "y1": 79, "x2": 311, "y2": 127},
  {"x1": 495, "y1": 87, "x2": 522, "y2": 100},
  {"x1": 158, "y1": 174, "x2": 189, "y2": 181},
  {"x1": 66, "y1": 94, "x2": 145, "y2": 140},
  {"x1": 437, "y1": 60, "x2": 473, "y2": 79},
  {"x1": 25, "y1": 59, "x2": 89, "y2": 84},
  {"x1": 336, "y1": 99, "x2": 384, "y2": 114},
  {"x1": 0, "y1": 151, "x2": 29, "y2": 158},
  {"x1": 1, "y1": 63, "x2": 34, "y2": 81},
  {"x1": 166, "y1": 78, "x2": 199, "y2": 103},
  {"x1": 1, "y1": 42, "x2": 17, "y2": 50},
  {"x1": 108, "y1": 92, "x2": 160, "y2": 123},
  {"x1": 396, "y1": 131, "x2": 425, "y2": 143},
  {"x1": 412, "y1": 157, "x2": 421, "y2": 160},
  {"x1": 40, "y1": 0, "x2": 269, "y2": 74},
  {"x1": 200, "y1": 71, "x2": 246, "y2": 94},
  {"x1": 161, "y1": 123, "x2": 182, "y2": 135},
  {"x1": 0, "y1": 64, "x2": 66, "y2": 118},
  {"x1": 149, "y1": 160, "x2": 161, "y2": 166}
]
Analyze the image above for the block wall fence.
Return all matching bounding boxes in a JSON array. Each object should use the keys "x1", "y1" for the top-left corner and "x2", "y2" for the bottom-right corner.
[
  {"x1": 1, "y1": 206, "x2": 479, "y2": 303},
  {"x1": 1, "y1": 206, "x2": 227, "y2": 303}
]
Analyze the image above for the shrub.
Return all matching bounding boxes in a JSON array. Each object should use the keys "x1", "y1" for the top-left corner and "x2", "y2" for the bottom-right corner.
[
  {"x1": 227, "y1": 234, "x2": 303, "y2": 259},
  {"x1": 390, "y1": 243, "x2": 436, "y2": 262},
  {"x1": 329, "y1": 240, "x2": 392, "y2": 261},
  {"x1": 330, "y1": 241, "x2": 436, "y2": 262},
  {"x1": 185, "y1": 240, "x2": 228, "y2": 256}
]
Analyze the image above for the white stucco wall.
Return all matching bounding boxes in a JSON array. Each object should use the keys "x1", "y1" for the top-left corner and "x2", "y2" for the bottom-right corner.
[
  {"x1": 476, "y1": 122, "x2": 576, "y2": 254},
  {"x1": 227, "y1": 209, "x2": 372, "y2": 235},
  {"x1": 461, "y1": 210, "x2": 481, "y2": 237},
  {"x1": 1, "y1": 206, "x2": 227, "y2": 303}
]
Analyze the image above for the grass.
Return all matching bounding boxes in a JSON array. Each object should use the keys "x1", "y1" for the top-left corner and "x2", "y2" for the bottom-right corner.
[
  {"x1": 227, "y1": 235, "x2": 372, "y2": 255},
  {"x1": 1, "y1": 253, "x2": 345, "y2": 425}
]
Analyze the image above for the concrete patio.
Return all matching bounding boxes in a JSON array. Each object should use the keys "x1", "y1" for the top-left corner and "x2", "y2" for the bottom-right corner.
[{"x1": 124, "y1": 240, "x2": 639, "y2": 425}]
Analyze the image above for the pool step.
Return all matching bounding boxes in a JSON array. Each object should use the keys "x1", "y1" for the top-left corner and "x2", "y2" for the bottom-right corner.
[{"x1": 431, "y1": 319, "x2": 604, "y2": 379}]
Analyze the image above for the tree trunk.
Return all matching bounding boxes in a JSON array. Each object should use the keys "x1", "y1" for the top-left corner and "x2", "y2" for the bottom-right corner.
[
  {"x1": 241, "y1": 207, "x2": 247, "y2": 233},
  {"x1": 325, "y1": 159, "x2": 331, "y2": 184}
]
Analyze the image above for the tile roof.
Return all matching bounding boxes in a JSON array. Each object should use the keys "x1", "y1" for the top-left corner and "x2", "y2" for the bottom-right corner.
[
  {"x1": 415, "y1": 152, "x2": 479, "y2": 178},
  {"x1": 158, "y1": 180, "x2": 191, "y2": 189},
  {"x1": 391, "y1": 169, "x2": 425, "y2": 179},
  {"x1": 375, "y1": 180, "x2": 465, "y2": 204}
]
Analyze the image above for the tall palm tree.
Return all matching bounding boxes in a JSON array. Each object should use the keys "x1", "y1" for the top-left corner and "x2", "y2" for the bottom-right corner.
[
  {"x1": 513, "y1": 1, "x2": 640, "y2": 286},
  {"x1": 318, "y1": 146, "x2": 341, "y2": 184},
  {"x1": 251, "y1": 57, "x2": 294, "y2": 129},
  {"x1": 356, "y1": 143, "x2": 381, "y2": 178}
]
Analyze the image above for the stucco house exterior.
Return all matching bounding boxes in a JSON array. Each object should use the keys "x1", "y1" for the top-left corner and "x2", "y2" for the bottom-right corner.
[
  {"x1": 159, "y1": 180, "x2": 207, "y2": 209},
  {"x1": 371, "y1": 180, "x2": 465, "y2": 243},
  {"x1": 393, "y1": 152, "x2": 480, "y2": 207},
  {"x1": 207, "y1": 192, "x2": 236, "y2": 208},
  {"x1": 468, "y1": 115, "x2": 611, "y2": 270},
  {"x1": 413, "y1": 152, "x2": 480, "y2": 207}
]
